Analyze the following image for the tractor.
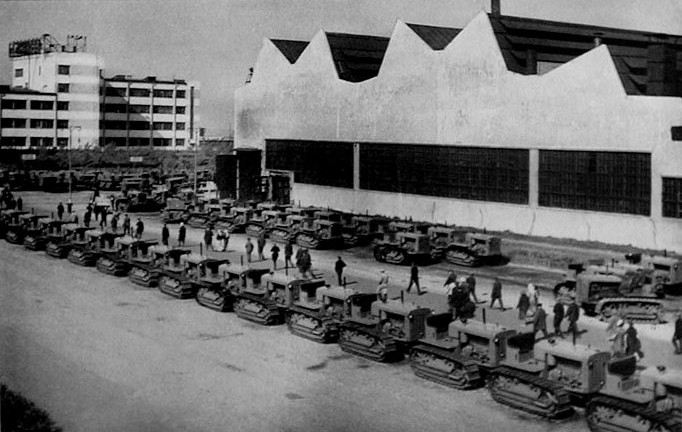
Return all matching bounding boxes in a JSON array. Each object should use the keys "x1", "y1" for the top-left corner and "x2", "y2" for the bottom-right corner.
[
  {"x1": 286, "y1": 283, "x2": 357, "y2": 343},
  {"x1": 429, "y1": 226, "x2": 502, "y2": 267},
  {"x1": 158, "y1": 253, "x2": 208, "y2": 299},
  {"x1": 160, "y1": 198, "x2": 190, "y2": 224},
  {"x1": 3, "y1": 210, "x2": 30, "y2": 244},
  {"x1": 67, "y1": 229, "x2": 105, "y2": 267},
  {"x1": 295, "y1": 211, "x2": 344, "y2": 249},
  {"x1": 268, "y1": 213, "x2": 308, "y2": 244},
  {"x1": 244, "y1": 203, "x2": 287, "y2": 237},
  {"x1": 374, "y1": 230, "x2": 435, "y2": 265},
  {"x1": 24, "y1": 218, "x2": 64, "y2": 251},
  {"x1": 46, "y1": 224, "x2": 89, "y2": 259},
  {"x1": 214, "y1": 261, "x2": 272, "y2": 315},
  {"x1": 225, "y1": 207, "x2": 253, "y2": 233},
  {"x1": 626, "y1": 253, "x2": 682, "y2": 296},
  {"x1": 129, "y1": 245, "x2": 188, "y2": 288},
  {"x1": 341, "y1": 214, "x2": 389, "y2": 247},
  {"x1": 96, "y1": 235, "x2": 145, "y2": 276}
]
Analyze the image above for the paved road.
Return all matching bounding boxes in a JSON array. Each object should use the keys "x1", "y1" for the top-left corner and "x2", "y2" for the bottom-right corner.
[{"x1": 1, "y1": 191, "x2": 679, "y2": 432}]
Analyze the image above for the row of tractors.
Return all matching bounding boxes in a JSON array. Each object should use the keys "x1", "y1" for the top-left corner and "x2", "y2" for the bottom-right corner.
[
  {"x1": 161, "y1": 200, "x2": 504, "y2": 268},
  {"x1": 0, "y1": 208, "x2": 680, "y2": 432}
]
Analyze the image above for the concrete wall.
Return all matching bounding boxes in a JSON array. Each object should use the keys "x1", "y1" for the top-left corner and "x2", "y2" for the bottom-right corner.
[{"x1": 234, "y1": 11, "x2": 682, "y2": 252}]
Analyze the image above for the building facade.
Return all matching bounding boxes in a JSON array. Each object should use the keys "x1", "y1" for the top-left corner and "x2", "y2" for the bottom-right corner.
[
  {"x1": 0, "y1": 34, "x2": 199, "y2": 150},
  {"x1": 234, "y1": 11, "x2": 682, "y2": 251}
]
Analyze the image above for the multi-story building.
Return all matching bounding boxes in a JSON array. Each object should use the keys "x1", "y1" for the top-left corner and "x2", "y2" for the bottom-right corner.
[
  {"x1": 0, "y1": 34, "x2": 199, "y2": 150},
  {"x1": 100, "y1": 75, "x2": 199, "y2": 149}
]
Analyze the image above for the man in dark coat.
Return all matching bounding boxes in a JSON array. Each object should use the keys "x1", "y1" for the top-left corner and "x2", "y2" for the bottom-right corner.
[
  {"x1": 566, "y1": 301, "x2": 580, "y2": 337},
  {"x1": 533, "y1": 304, "x2": 549, "y2": 340},
  {"x1": 204, "y1": 227, "x2": 213, "y2": 251},
  {"x1": 297, "y1": 248, "x2": 312, "y2": 278},
  {"x1": 553, "y1": 302, "x2": 565, "y2": 338},
  {"x1": 257, "y1": 235, "x2": 266, "y2": 260},
  {"x1": 161, "y1": 224, "x2": 169, "y2": 246},
  {"x1": 284, "y1": 243, "x2": 294, "y2": 268},
  {"x1": 57, "y1": 202, "x2": 64, "y2": 220},
  {"x1": 625, "y1": 321, "x2": 643, "y2": 359},
  {"x1": 16, "y1": 196, "x2": 22, "y2": 211},
  {"x1": 178, "y1": 222, "x2": 186, "y2": 246},
  {"x1": 122, "y1": 214, "x2": 131, "y2": 236},
  {"x1": 135, "y1": 218, "x2": 144, "y2": 239},
  {"x1": 83, "y1": 210, "x2": 91, "y2": 228},
  {"x1": 407, "y1": 262, "x2": 421, "y2": 294},
  {"x1": 245, "y1": 237, "x2": 254, "y2": 262},
  {"x1": 490, "y1": 277, "x2": 504, "y2": 310},
  {"x1": 516, "y1": 291, "x2": 530, "y2": 320},
  {"x1": 466, "y1": 273, "x2": 479, "y2": 303},
  {"x1": 335, "y1": 256, "x2": 347, "y2": 286},
  {"x1": 673, "y1": 312, "x2": 682, "y2": 355},
  {"x1": 270, "y1": 244, "x2": 280, "y2": 270}
]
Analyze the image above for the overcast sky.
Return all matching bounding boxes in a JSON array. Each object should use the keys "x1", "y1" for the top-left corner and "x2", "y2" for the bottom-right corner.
[{"x1": 1, "y1": 0, "x2": 680, "y2": 137}]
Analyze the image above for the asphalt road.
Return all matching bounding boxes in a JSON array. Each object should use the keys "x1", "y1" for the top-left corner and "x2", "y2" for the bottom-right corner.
[{"x1": 1, "y1": 191, "x2": 680, "y2": 432}]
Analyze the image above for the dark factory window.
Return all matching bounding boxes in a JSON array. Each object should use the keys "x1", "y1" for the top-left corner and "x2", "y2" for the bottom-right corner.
[
  {"x1": 265, "y1": 139, "x2": 354, "y2": 188},
  {"x1": 360, "y1": 143, "x2": 529, "y2": 204},
  {"x1": 662, "y1": 177, "x2": 682, "y2": 218},
  {"x1": 539, "y1": 150, "x2": 650, "y2": 215}
]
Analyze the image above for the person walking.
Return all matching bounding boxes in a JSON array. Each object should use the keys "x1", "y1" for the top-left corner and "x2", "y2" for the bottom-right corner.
[
  {"x1": 516, "y1": 290, "x2": 530, "y2": 320},
  {"x1": 66, "y1": 198, "x2": 73, "y2": 214},
  {"x1": 93, "y1": 204, "x2": 100, "y2": 222},
  {"x1": 135, "y1": 218, "x2": 144, "y2": 239},
  {"x1": 204, "y1": 227, "x2": 214, "y2": 252},
  {"x1": 162, "y1": 223, "x2": 169, "y2": 246},
  {"x1": 407, "y1": 262, "x2": 422, "y2": 295},
  {"x1": 57, "y1": 202, "x2": 65, "y2": 220},
  {"x1": 222, "y1": 229, "x2": 230, "y2": 252},
  {"x1": 335, "y1": 256, "x2": 347, "y2": 286},
  {"x1": 466, "y1": 273, "x2": 479, "y2": 303},
  {"x1": 566, "y1": 300, "x2": 580, "y2": 338},
  {"x1": 245, "y1": 237, "x2": 254, "y2": 263},
  {"x1": 298, "y1": 248, "x2": 312, "y2": 278},
  {"x1": 625, "y1": 320, "x2": 643, "y2": 359},
  {"x1": 284, "y1": 242, "x2": 294, "y2": 268},
  {"x1": 673, "y1": 312, "x2": 682, "y2": 355},
  {"x1": 257, "y1": 235, "x2": 266, "y2": 260},
  {"x1": 610, "y1": 319, "x2": 627, "y2": 357},
  {"x1": 83, "y1": 209, "x2": 91, "y2": 228},
  {"x1": 270, "y1": 244, "x2": 280, "y2": 270},
  {"x1": 527, "y1": 282, "x2": 539, "y2": 313},
  {"x1": 553, "y1": 302, "x2": 565, "y2": 338},
  {"x1": 16, "y1": 196, "x2": 22, "y2": 211},
  {"x1": 122, "y1": 214, "x2": 131, "y2": 236},
  {"x1": 460, "y1": 299, "x2": 476, "y2": 323},
  {"x1": 99, "y1": 208, "x2": 108, "y2": 229},
  {"x1": 444, "y1": 270, "x2": 457, "y2": 287},
  {"x1": 449, "y1": 278, "x2": 469, "y2": 320},
  {"x1": 490, "y1": 277, "x2": 504, "y2": 310},
  {"x1": 111, "y1": 213, "x2": 119, "y2": 233},
  {"x1": 377, "y1": 270, "x2": 389, "y2": 303},
  {"x1": 178, "y1": 222, "x2": 186, "y2": 246},
  {"x1": 533, "y1": 304, "x2": 549, "y2": 340}
]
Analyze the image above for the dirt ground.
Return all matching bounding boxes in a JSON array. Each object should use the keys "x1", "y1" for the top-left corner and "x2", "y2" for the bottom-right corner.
[{"x1": 1, "y1": 191, "x2": 680, "y2": 432}]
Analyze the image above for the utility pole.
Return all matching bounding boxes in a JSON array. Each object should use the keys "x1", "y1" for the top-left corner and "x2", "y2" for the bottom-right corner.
[{"x1": 68, "y1": 126, "x2": 81, "y2": 202}]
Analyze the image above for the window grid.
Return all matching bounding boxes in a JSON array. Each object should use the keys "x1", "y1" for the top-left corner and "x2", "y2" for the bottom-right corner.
[
  {"x1": 1, "y1": 118, "x2": 26, "y2": 128},
  {"x1": 1, "y1": 99, "x2": 27, "y2": 110},
  {"x1": 538, "y1": 150, "x2": 650, "y2": 216},
  {"x1": 662, "y1": 177, "x2": 682, "y2": 218},
  {"x1": 58, "y1": 65, "x2": 70, "y2": 75},
  {"x1": 265, "y1": 140, "x2": 354, "y2": 188}
]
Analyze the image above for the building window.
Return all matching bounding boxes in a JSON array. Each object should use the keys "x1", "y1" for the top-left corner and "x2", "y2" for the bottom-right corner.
[
  {"x1": 663, "y1": 177, "x2": 682, "y2": 218},
  {"x1": 129, "y1": 121, "x2": 150, "y2": 130},
  {"x1": 57, "y1": 138, "x2": 68, "y2": 147},
  {"x1": 357, "y1": 143, "x2": 529, "y2": 204},
  {"x1": 152, "y1": 122, "x2": 173, "y2": 130},
  {"x1": 539, "y1": 150, "x2": 650, "y2": 216},
  {"x1": 30, "y1": 100, "x2": 54, "y2": 110},
  {"x1": 1, "y1": 118, "x2": 26, "y2": 128},
  {"x1": 129, "y1": 137, "x2": 149, "y2": 147},
  {"x1": 153, "y1": 138, "x2": 172, "y2": 147},
  {"x1": 103, "y1": 120, "x2": 127, "y2": 130},
  {"x1": 104, "y1": 104, "x2": 127, "y2": 113},
  {"x1": 105, "y1": 86, "x2": 126, "y2": 97},
  {"x1": 175, "y1": 138, "x2": 185, "y2": 146},
  {"x1": 176, "y1": 90, "x2": 185, "y2": 98},
  {"x1": 152, "y1": 105, "x2": 174, "y2": 114},
  {"x1": 176, "y1": 106, "x2": 186, "y2": 114},
  {"x1": 1, "y1": 99, "x2": 27, "y2": 110},
  {"x1": 30, "y1": 137, "x2": 53, "y2": 147},
  {"x1": 0, "y1": 137, "x2": 27, "y2": 147},
  {"x1": 57, "y1": 83, "x2": 70, "y2": 93},
  {"x1": 58, "y1": 65, "x2": 70, "y2": 75},
  {"x1": 129, "y1": 88, "x2": 150, "y2": 97},
  {"x1": 129, "y1": 104, "x2": 150, "y2": 114},
  {"x1": 175, "y1": 122, "x2": 185, "y2": 130},
  {"x1": 105, "y1": 137, "x2": 127, "y2": 147},
  {"x1": 57, "y1": 101, "x2": 69, "y2": 110},
  {"x1": 14, "y1": 68, "x2": 23, "y2": 78},
  {"x1": 30, "y1": 119, "x2": 54, "y2": 129},
  {"x1": 153, "y1": 89, "x2": 174, "y2": 98},
  {"x1": 57, "y1": 120, "x2": 69, "y2": 129}
]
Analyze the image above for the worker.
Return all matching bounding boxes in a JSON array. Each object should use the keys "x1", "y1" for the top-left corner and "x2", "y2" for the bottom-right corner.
[
  {"x1": 66, "y1": 198, "x2": 73, "y2": 214},
  {"x1": 466, "y1": 273, "x2": 479, "y2": 303},
  {"x1": 377, "y1": 270, "x2": 389, "y2": 303},
  {"x1": 610, "y1": 319, "x2": 627, "y2": 357},
  {"x1": 553, "y1": 302, "x2": 565, "y2": 338},
  {"x1": 516, "y1": 290, "x2": 530, "y2": 320},
  {"x1": 449, "y1": 278, "x2": 469, "y2": 319},
  {"x1": 335, "y1": 256, "x2": 346, "y2": 286},
  {"x1": 161, "y1": 223, "x2": 169, "y2": 246},
  {"x1": 257, "y1": 235, "x2": 266, "y2": 260},
  {"x1": 177, "y1": 222, "x2": 186, "y2": 246},
  {"x1": 204, "y1": 227, "x2": 213, "y2": 252},
  {"x1": 135, "y1": 218, "x2": 144, "y2": 239},
  {"x1": 533, "y1": 304, "x2": 549, "y2": 340},
  {"x1": 122, "y1": 214, "x2": 131, "y2": 236},
  {"x1": 565, "y1": 300, "x2": 580, "y2": 338},
  {"x1": 297, "y1": 248, "x2": 312, "y2": 278},
  {"x1": 407, "y1": 262, "x2": 422, "y2": 295},
  {"x1": 444, "y1": 270, "x2": 457, "y2": 287},
  {"x1": 83, "y1": 209, "x2": 91, "y2": 228},
  {"x1": 673, "y1": 312, "x2": 682, "y2": 355},
  {"x1": 270, "y1": 243, "x2": 280, "y2": 270},
  {"x1": 490, "y1": 277, "x2": 504, "y2": 310},
  {"x1": 16, "y1": 196, "x2": 22, "y2": 211},
  {"x1": 527, "y1": 282, "x2": 539, "y2": 313},
  {"x1": 284, "y1": 242, "x2": 294, "y2": 268},
  {"x1": 625, "y1": 320, "x2": 643, "y2": 359},
  {"x1": 245, "y1": 237, "x2": 254, "y2": 263},
  {"x1": 460, "y1": 299, "x2": 476, "y2": 323},
  {"x1": 57, "y1": 202, "x2": 64, "y2": 220}
]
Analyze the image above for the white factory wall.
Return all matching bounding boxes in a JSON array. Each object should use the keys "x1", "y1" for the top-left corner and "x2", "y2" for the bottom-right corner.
[{"x1": 234, "y1": 11, "x2": 682, "y2": 251}]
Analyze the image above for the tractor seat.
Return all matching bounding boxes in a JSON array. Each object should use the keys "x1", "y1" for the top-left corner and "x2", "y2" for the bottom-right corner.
[
  {"x1": 427, "y1": 312, "x2": 454, "y2": 329},
  {"x1": 608, "y1": 355, "x2": 637, "y2": 377},
  {"x1": 507, "y1": 332, "x2": 536, "y2": 353}
]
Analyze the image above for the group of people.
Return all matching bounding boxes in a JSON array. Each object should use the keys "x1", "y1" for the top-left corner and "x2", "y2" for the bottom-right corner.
[
  {"x1": 243, "y1": 235, "x2": 313, "y2": 277},
  {"x1": 607, "y1": 315, "x2": 644, "y2": 359},
  {"x1": 0, "y1": 186, "x2": 19, "y2": 210},
  {"x1": 202, "y1": 226, "x2": 230, "y2": 252}
]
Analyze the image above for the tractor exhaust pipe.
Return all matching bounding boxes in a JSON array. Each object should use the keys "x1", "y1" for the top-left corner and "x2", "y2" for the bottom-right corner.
[
  {"x1": 241, "y1": 255, "x2": 243, "y2": 266},
  {"x1": 573, "y1": 330, "x2": 576, "y2": 346},
  {"x1": 401, "y1": 291, "x2": 404, "y2": 303},
  {"x1": 343, "y1": 276, "x2": 346, "y2": 287},
  {"x1": 200, "y1": 243, "x2": 203, "y2": 256},
  {"x1": 482, "y1": 308, "x2": 486, "y2": 325}
]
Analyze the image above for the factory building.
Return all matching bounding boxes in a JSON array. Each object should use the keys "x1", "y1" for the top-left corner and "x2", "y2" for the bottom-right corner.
[
  {"x1": 234, "y1": 9, "x2": 682, "y2": 251},
  {"x1": 0, "y1": 34, "x2": 199, "y2": 150}
]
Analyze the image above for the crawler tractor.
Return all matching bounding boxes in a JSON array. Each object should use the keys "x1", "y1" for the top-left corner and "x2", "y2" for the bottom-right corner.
[
  {"x1": 160, "y1": 198, "x2": 189, "y2": 224},
  {"x1": 296, "y1": 211, "x2": 344, "y2": 249},
  {"x1": 245, "y1": 203, "x2": 285, "y2": 237},
  {"x1": 225, "y1": 207, "x2": 253, "y2": 233},
  {"x1": 338, "y1": 293, "x2": 431, "y2": 362},
  {"x1": 67, "y1": 229, "x2": 105, "y2": 267},
  {"x1": 46, "y1": 224, "x2": 88, "y2": 258},
  {"x1": 7, "y1": 213, "x2": 46, "y2": 245},
  {"x1": 96, "y1": 235, "x2": 143, "y2": 276},
  {"x1": 341, "y1": 215, "x2": 389, "y2": 247},
  {"x1": 374, "y1": 231, "x2": 435, "y2": 265},
  {"x1": 429, "y1": 226, "x2": 502, "y2": 267},
  {"x1": 128, "y1": 243, "x2": 168, "y2": 287},
  {"x1": 286, "y1": 282, "x2": 356, "y2": 343},
  {"x1": 24, "y1": 218, "x2": 63, "y2": 251},
  {"x1": 187, "y1": 202, "x2": 222, "y2": 229},
  {"x1": 410, "y1": 315, "x2": 516, "y2": 390},
  {"x1": 268, "y1": 214, "x2": 308, "y2": 244},
  {"x1": 205, "y1": 262, "x2": 270, "y2": 313},
  {"x1": 3, "y1": 210, "x2": 30, "y2": 244},
  {"x1": 190, "y1": 257, "x2": 231, "y2": 311},
  {"x1": 626, "y1": 253, "x2": 682, "y2": 296},
  {"x1": 158, "y1": 253, "x2": 205, "y2": 299}
]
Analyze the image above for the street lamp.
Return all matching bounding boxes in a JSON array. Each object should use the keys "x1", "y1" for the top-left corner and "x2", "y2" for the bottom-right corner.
[{"x1": 68, "y1": 126, "x2": 81, "y2": 203}]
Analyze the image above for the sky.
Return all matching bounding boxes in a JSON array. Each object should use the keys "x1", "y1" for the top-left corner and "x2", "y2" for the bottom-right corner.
[{"x1": 1, "y1": 0, "x2": 681, "y2": 137}]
